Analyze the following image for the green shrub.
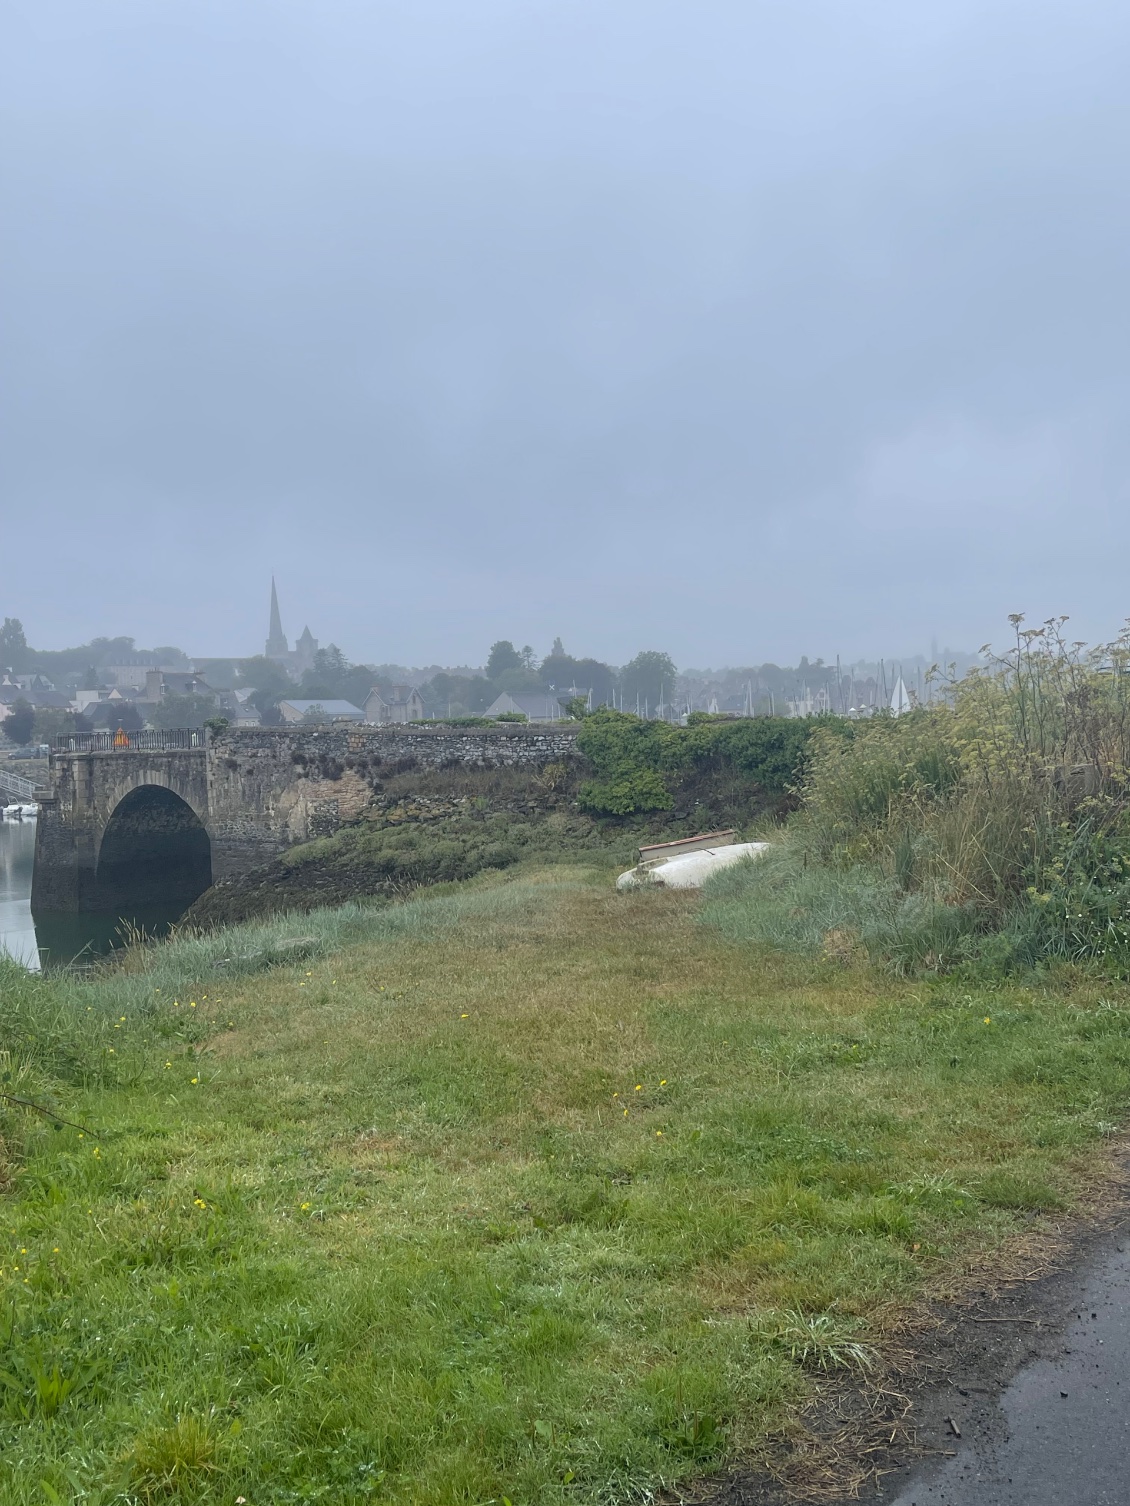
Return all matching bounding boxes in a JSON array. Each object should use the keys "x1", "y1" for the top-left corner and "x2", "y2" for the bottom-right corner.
[
  {"x1": 575, "y1": 709, "x2": 817, "y2": 819},
  {"x1": 760, "y1": 619, "x2": 1130, "y2": 975},
  {"x1": 576, "y1": 710, "x2": 679, "y2": 816},
  {"x1": 682, "y1": 716, "x2": 816, "y2": 792},
  {"x1": 578, "y1": 769, "x2": 674, "y2": 817}
]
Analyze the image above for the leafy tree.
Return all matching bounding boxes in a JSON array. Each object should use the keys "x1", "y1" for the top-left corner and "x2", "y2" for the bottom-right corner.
[
  {"x1": 20, "y1": 634, "x2": 190, "y2": 681},
  {"x1": 301, "y1": 704, "x2": 329, "y2": 724},
  {"x1": 550, "y1": 637, "x2": 565, "y2": 658},
  {"x1": 492, "y1": 665, "x2": 544, "y2": 694},
  {"x1": 296, "y1": 646, "x2": 374, "y2": 710},
  {"x1": 486, "y1": 641, "x2": 522, "y2": 680},
  {"x1": 148, "y1": 693, "x2": 217, "y2": 730},
  {"x1": 313, "y1": 644, "x2": 349, "y2": 681},
  {"x1": 419, "y1": 673, "x2": 495, "y2": 717},
  {"x1": 151, "y1": 645, "x2": 190, "y2": 667},
  {"x1": 33, "y1": 708, "x2": 92, "y2": 742},
  {"x1": 621, "y1": 651, "x2": 678, "y2": 711},
  {"x1": 191, "y1": 658, "x2": 239, "y2": 689},
  {"x1": 562, "y1": 696, "x2": 590, "y2": 721},
  {"x1": 0, "y1": 618, "x2": 29, "y2": 674},
  {"x1": 339, "y1": 665, "x2": 382, "y2": 709},
  {"x1": 238, "y1": 656, "x2": 294, "y2": 714},
  {"x1": 90, "y1": 703, "x2": 144, "y2": 733},
  {"x1": 4, "y1": 698, "x2": 35, "y2": 745},
  {"x1": 541, "y1": 652, "x2": 616, "y2": 706}
]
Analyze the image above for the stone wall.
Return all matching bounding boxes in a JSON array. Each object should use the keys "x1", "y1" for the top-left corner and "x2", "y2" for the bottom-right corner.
[{"x1": 34, "y1": 724, "x2": 581, "y2": 912}]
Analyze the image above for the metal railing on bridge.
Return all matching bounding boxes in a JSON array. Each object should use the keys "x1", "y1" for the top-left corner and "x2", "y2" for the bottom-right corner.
[
  {"x1": 0, "y1": 767, "x2": 39, "y2": 800},
  {"x1": 52, "y1": 729, "x2": 208, "y2": 754}
]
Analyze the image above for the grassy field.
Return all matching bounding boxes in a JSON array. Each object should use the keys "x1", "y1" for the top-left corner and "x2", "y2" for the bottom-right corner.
[{"x1": 4, "y1": 862, "x2": 1130, "y2": 1503}]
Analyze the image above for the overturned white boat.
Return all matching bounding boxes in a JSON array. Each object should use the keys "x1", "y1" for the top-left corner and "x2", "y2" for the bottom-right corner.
[{"x1": 617, "y1": 828, "x2": 769, "y2": 890}]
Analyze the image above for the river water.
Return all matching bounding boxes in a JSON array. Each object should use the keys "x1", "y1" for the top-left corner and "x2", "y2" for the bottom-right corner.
[{"x1": 0, "y1": 817, "x2": 184, "y2": 970}]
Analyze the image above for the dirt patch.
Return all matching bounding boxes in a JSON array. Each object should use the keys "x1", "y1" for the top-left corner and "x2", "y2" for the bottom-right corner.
[{"x1": 692, "y1": 1140, "x2": 1130, "y2": 1504}]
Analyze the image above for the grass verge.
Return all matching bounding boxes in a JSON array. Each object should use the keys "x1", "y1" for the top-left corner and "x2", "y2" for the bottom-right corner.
[{"x1": 2, "y1": 865, "x2": 1130, "y2": 1502}]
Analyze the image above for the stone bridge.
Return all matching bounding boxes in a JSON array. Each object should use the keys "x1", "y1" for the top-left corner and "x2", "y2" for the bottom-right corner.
[{"x1": 32, "y1": 723, "x2": 580, "y2": 913}]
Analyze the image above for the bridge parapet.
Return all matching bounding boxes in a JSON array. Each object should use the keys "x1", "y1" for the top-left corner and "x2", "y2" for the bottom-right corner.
[{"x1": 53, "y1": 729, "x2": 206, "y2": 753}]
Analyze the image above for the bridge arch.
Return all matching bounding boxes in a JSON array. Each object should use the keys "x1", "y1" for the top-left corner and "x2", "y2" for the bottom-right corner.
[{"x1": 95, "y1": 785, "x2": 212, "y2": 913}]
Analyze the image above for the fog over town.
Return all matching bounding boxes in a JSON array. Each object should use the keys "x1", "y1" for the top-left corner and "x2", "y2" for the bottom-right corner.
[{"x1": 5, "y1": 1, "x2": 1130, "y2": 665}]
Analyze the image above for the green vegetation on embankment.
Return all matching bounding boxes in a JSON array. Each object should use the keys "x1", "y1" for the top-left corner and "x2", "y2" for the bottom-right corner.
[
  {"x1": 186, "y1": 806, "x2": 639, "y2": 926},
  {"x1": 724, "y1": 621, "x2": 1130, "y2": 979},
  {"x1": 4, "y1": 865, "x2": 1130, "y2": 1503},
  {"x1": 188, "y1": 714, "x2": 814, "y2": 927}
]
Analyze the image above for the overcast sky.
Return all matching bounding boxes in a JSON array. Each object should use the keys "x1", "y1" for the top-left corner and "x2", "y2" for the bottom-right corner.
[{"x1": 2, "y1": 0, "x2": 1128, "y2": 668}]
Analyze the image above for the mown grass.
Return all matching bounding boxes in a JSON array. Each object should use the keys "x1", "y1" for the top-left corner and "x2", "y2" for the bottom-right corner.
[{"x1": 3, "y1": 865, "x2": 1130, "y2": 1503}]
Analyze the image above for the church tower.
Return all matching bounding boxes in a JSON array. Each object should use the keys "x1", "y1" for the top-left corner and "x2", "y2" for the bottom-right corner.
[{"x1": 265, "y1": 578, "x2": 289, "y2": 661}]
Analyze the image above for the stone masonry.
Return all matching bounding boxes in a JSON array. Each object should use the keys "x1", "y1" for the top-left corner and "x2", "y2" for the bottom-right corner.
[{"x1": 32, "y1": 724, "x2": 581, "y2": 912}]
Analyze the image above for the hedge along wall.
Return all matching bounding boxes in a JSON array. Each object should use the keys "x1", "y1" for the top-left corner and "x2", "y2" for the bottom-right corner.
[{"x1": 574, "y1": 710, "x2": 823, "y2": 816}]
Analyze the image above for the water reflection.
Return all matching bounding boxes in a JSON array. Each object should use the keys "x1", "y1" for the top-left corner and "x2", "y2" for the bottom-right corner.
[{"x1": 0, "y1": 817, "x2": 184, "y2": 970}]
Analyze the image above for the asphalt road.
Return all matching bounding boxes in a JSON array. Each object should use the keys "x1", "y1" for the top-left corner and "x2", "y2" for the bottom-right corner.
[{"x1": 890, "y1": 1241, "x2": 1130, "y2": 1506}]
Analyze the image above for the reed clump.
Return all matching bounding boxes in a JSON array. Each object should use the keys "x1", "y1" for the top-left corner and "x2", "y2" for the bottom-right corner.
[{"x1": 741, "y1": 618, "x2": 1130, "y2": 973}]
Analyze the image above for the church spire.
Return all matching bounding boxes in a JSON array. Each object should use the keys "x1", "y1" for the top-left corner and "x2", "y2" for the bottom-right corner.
[{"x1": 266, "y1": 577, "x2": 288, "y2": 659}]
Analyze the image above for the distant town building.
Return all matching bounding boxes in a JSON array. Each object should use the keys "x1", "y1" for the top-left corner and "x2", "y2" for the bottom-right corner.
[
  {"x1": 140, "y1": 669, "x2": 214, "y2": 703},
  {"x1": 364, "y1": 685, "x2": 425, "y2": 724},
  {"x1": 265, "y1": 579, "x2": 319, "y2": 679},
  {"x1": 71, "y1": 686, "x2": 141, "y2": 715},
  {"x1": 10, "y1": 673, "x2": 58, "y2": 694},
  {"x1": 277, "y1": 699, "x2": 365, "y2": 725},
  {"x1": 105, "y1": 661, "x2": 182, "y2": 689},
  {"x1": 484, "y1": 691, "x2": 568, "y2": 722},
  {"x1": 0, "y1": 675, "x2": 70, "y2": 714}
]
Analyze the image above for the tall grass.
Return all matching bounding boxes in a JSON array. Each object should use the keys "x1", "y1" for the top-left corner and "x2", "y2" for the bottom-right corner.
[
  {"x1": 702, "y1": 846, "x2": 984, "y2": 973},
  {"x1": 756, "y1": 619, "x2": 1130, "y2": 974}
]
